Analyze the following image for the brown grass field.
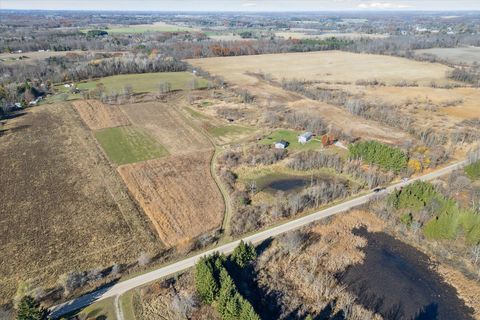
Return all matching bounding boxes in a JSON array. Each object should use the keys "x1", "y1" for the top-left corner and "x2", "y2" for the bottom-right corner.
[
  {"x1": 0, "y1": 104, "x2": 159, "y2": 303},
  {"x1": 188, "y1": 51, "x2": 452, "y2": 86},
  {"x1": 117, "y1": 151, "x2": 224, "y2": 247},
  {"x1": 121, "y1": 100, "x2": 212, "y2": 155},
  {"x1": 72, "y1": 100, "x2": 131, "y2": 130},
  {"x1": 354, "y1": 86, "x2": 480, "y2": 120}
]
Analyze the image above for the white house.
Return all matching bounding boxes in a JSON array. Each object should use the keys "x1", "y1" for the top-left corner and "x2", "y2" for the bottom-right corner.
[
  {"x1": 298, "y1": 132, "x2": 313, "y2": 144},
  {"x1": 275, "y1": 140, "x2": 289, "y2": 149}
]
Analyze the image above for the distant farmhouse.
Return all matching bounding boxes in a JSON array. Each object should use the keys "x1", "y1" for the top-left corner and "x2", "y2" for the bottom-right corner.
[
  {"x1": 298, "y1": 132, "x2": 313, "y2": 144},
  {"x1": 275, "y1": 140, "x2": 289, "y2": 149}
]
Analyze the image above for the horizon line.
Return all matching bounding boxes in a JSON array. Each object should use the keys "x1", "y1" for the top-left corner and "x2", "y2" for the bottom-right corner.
[{"x1": 2, "y1": 8, "x2": 480, "y2": 13}]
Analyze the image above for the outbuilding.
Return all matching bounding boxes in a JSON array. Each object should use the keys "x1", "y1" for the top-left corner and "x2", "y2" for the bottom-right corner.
[
  {"x1": 275, "y1": 140, "x2": 289, "y2": 149},
  {"x1": 298, "y1": 132, "x2": 313, "y2": 144}
]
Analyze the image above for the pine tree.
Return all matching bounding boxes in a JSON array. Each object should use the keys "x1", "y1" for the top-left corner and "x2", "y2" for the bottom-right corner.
[
  {"x1": 218, "y1": 268, "x2": 236, "y2": 317},
  {"x1": 231, "y1": 240, "x2": 257, "y2": 268},
  {"x1": 16, "y1": 295, "x2": 49, "y2": 320},
  {"x1": 239, "y1": 297, "x2": 261, "y2": 320},
  {"x1": 195, "y1": 256, "x2": 219, "y2": 304}
]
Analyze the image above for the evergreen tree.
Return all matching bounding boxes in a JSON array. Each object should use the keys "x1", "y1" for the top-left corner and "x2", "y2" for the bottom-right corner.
[
  {"x1": 218, "y1": 268, "x2": 236, "y2": 317},
  {"x1": 239, "y1": 297, "x2": 261, "y2": 320},
  {"x1": 16, "y1": 295, "x2": 49, "y2": 320},
  {"x1": 195, "y1": 256, "x2": 219, "y2": 304},
  {"x1": 231, "y1": 240, "x2": 257, "y2": 268}
]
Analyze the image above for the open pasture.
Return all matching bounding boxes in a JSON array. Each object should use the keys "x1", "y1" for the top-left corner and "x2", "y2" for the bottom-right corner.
[
  {"x1": 101, "y1": 22, "x2": 199, "y2": 34},
  {"x1": 188, "y1": 51, "x2": 452, "y2": 86},
  {"x1": 56, "y1": 72, "x2": 208, "y2": 95},
  {"x1": 95, "y1": 126, "x2": 168, "y2": 165},
  {"x1": 117, "y1": 151, "x2": 224, "y2": 247},
  {"x1": 0, "y1": 50, "x2": 88, "y2": 64},
  {"x1": 0, "y1": 104, "x2": 157, "y2": 302},
  {"x1": 415, "y1": 47, "x2": 480, "y2": 65},
  {"x1": 355, "y1": 86, "x2": 480, "y2": 120},
  {"x1": 72, "y1": 100, "x2": 130, "y2": 130},
  {"x1": 275, "y1": 32, "x2": 388, "y2": 40},
  {"x1": 121, "y1": 100, "x2": 212, "y2": 154}
]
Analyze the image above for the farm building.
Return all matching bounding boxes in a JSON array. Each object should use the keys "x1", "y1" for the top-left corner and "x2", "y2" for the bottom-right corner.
[
  {"x1": 298, "y1": 132, "x2": 313, "y2": 144},
  {"x1": 275, "y1": 140, "x2": 289, "y2": 149}
]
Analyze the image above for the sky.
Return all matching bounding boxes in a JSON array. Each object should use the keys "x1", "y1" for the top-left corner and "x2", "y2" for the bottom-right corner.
[{"x1": 1, "y1": 0, "x2": 480, "y2": 12}]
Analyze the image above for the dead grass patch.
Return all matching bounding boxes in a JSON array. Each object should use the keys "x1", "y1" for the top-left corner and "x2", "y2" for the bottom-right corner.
[
  {"x1": 117, "y1": 151, "x2": 224, "y2": 247},
  {"x1": 72, "y1": 100, "x2": 130, "y2": 130},
  {"x1": 121, "y1": 100, "x2": 212, "y2": 155},
  {"x1": 436, "y1": 264, "x2": 480, "y2": 319}
]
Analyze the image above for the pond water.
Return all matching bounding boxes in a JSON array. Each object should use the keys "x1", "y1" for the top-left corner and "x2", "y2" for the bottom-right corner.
[
  {"x1": 255, "y1": 173, "x2": 337, "y2": 194},
  {"x1": 339, "y1": 228, "x2": 475, "y2": 320}
]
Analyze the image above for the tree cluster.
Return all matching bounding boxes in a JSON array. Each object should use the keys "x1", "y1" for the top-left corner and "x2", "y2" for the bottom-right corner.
[
  {"x1": 349, "y1": 140, "x2": 408, "y2": 173},
  {"x1": 195, "y1": 251, "x2": 260, "y2": 320}
]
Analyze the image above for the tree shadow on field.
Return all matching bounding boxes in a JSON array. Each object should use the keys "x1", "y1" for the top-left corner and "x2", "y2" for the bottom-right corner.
[{"x1": 414, "y1": 303, "x2": 439, "y2": 320}]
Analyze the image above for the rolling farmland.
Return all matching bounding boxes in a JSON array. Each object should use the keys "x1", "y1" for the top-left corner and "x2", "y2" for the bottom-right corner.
[
  {"x1": 0, "y1": 104, "x2": 158, "y2": 302},
  {"x1": 117, "y1": 151, "x2": 225, "y2": 247}
]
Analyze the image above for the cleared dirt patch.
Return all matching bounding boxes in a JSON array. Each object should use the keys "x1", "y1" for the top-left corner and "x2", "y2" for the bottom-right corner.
[
  {"x1": 121, "y1": 101, "x2": 212, "y2": 155},
  {"x1": 72, "y1": 100, "x2": 130, "y2": 130},
  {"x1": 117, "y1": 151, "x2": 224, "y2": 247},
  {"x1": 0, "y1": 104, "x2": 158, "y2": 302}
]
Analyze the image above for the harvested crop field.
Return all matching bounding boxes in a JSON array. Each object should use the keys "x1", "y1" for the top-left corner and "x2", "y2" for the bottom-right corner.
[
  {"x1": 117, "y1": 151, "x2": 224, "y2": 247},
  {"x1": 95, "y1": 126, "x2": 168, "y2": 165},
  {"x1": 121, "y1": 100, "x2": 212, "y2": 154},
  {"x1": 0, "y1": 104, "x2": 158, "y2": 302},
  {"x1": 415, "y1": 47, "x2": 480, "y2": 65},
  {"x1": 188, "y1": 51, "x2": 452, "y2": 86},
  {"x1": 72, "y1": 100, "x2": 130, "y2": 130}
]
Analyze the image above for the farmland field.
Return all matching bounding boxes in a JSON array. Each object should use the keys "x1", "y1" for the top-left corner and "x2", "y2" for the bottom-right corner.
[
  {"x1": 72, "y1": 100, "x2": 130, "y2": 130},
  {"x1": 0, "y1": 50, "x2": 88, "y2": 64},
  {"x1": 100, "y1": 22, "x2": 199, "y2": 34},
  {"x1": 0, "y1": 104, "x2": 158, "y2": 303},
  {"x1": 95, "y1": 126, "x2": 168, "y2": 165},
  {"x1": 121, "y1": 100, "x2": 212, "y2": 154},
  {"x1": 188, "y1": 51, "x2": 452, "y2": 86},
  {"x1": 117, "y1": 151, "x2": 224, "y2": 247},
  {"x1": 275, "y1": 32, "x2": 388, "y2": 40},
  {"x1": 415, "y1": 47, "x2": 480, "y2": 65},
  {"x1": 56, "y1": 72, "x2": 208, "y2": 95}
]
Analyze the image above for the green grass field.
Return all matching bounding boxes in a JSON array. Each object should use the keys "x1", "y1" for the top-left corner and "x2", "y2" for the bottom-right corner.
[
  {"x1": 259, "y1": 129, "x2": 321, "y2": 151},
  {"x1": 56, "y1": 72, "x2": 209, "y2": 96},
  {"x1": 95, "y1": 126, "x2": 168, "y2": 165}
]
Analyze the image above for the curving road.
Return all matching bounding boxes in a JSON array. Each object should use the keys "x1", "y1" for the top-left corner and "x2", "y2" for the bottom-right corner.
[{"x1": 50, "y1": 160, "x2": 467, "y2": 319}]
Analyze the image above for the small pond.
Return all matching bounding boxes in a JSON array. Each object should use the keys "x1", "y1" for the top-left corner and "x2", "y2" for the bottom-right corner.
[{"x1": 253, "y1": 173, "x2": 341, "y2": 194}]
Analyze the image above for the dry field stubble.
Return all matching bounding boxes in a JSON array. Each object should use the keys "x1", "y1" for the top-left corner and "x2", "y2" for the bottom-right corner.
[
  {"x1": 117, "y1": 151, "x2": 224, "y2": 247},
  {"x1": 0, "y1": 104, "x2": 159, "y2": 302},
  {"x1": 354, "y1": 85, "x2": 480, "y2": 121},
  {"x1": 120, "y1": 100, "x2": 212, "y2": 155},
  {"x1": 72, "y1": 100, "x2": 130, "y2": 130},
  {"x1": 188, "y1": 51, "x2": 451, "y2": 86}
]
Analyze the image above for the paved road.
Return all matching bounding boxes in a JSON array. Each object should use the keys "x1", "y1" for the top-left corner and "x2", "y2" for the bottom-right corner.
[{"x1": 50, "y1": 160, "x2": 467, "y2": 319}]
